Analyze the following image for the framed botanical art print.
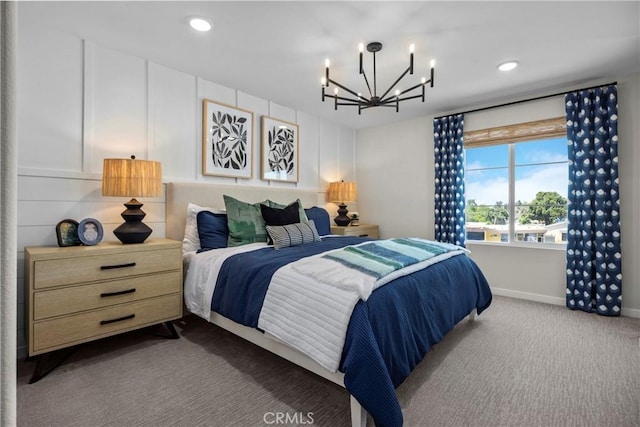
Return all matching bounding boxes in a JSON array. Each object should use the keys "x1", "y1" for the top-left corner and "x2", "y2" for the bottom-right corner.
[
  {"x1": 261, "y1": 116, "x2": 299, "y2": 182},
  {"x1": 202, "y1": 99, "x2": 254, "y2": 178}
]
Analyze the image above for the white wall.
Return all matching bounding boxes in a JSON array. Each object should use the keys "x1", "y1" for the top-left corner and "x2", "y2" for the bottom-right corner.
[
  {"x1": 356, "y1": 72, "x2": 640, "y2": 318},
  {"x1": 16, "y1": 16, "x2": 356, "y2": 357}
]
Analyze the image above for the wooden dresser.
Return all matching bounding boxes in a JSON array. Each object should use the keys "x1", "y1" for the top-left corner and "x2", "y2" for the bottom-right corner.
[
  {"x1": 330, "y1": 224, "x2": 379, "y2": 239},
  {"x1": 24, "y1": 238, "x2": 183, "y2": 361}
]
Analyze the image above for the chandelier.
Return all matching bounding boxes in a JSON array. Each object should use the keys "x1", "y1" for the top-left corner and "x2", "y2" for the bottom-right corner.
[{"x1": 321, "y1": 41, "x2": 435, "y2": 114}]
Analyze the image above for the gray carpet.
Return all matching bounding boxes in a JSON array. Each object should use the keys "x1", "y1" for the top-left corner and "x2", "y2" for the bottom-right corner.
[{"x1": 17, "y1": 296, "x2": 640, "y2": 427}]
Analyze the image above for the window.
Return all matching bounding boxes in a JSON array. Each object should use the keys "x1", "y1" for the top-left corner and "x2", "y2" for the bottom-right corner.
[{"x1": 464, "y1": 118, "x2": 568, "y2": 246}]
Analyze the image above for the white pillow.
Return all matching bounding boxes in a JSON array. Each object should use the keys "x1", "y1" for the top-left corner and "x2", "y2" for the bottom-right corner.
[{"x1": 183, "y1": 202, "x2": 226, "y2": 253}]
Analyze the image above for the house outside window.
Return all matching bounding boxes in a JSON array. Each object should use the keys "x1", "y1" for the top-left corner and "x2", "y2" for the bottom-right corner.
[{"x1": 464, "y1": 117, "x2": 568, "y2": 247}]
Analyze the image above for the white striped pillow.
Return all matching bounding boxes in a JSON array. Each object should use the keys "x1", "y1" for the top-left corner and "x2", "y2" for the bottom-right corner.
[{"x1": 266, "y1": 220, "x2": 321, "y2": 250}]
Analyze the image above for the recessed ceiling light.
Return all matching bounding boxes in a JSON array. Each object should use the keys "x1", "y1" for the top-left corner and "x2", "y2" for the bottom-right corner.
[
  {"x1": 497, "y1": 60, "x2": 519, "y2": 72},
  {"x1": 189, "y1": 17, "x2": 213, "y2": 32}
]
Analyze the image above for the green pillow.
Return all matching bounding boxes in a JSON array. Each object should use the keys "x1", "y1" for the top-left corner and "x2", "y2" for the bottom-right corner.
[
  {"x1": 268, "y1": 198, "x2": 309, "y2": 222},
  {"x1": 223, "y1": 195, "x2": 270, "y2": 247}
]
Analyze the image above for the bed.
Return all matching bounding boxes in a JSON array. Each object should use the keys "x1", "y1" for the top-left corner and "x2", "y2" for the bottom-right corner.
[{"x1": 166, "y1": 182, "x2": 492, "y2": 427}]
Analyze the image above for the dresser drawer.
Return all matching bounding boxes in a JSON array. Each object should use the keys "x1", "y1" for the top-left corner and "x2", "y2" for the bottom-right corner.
[
  {"x1": 33, "y1": 271, "x2": 182, "y2": 320},
  {"x1": 33, "y1": 248, "x2": 181, "y2": 289},
  {"x1": 32, "y1": 293, "x2": 182, "y2": 354}
]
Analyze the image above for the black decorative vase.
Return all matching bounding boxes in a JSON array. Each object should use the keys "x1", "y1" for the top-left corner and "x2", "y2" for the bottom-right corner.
[
  {"x1": 113, "y1": 198, "x2": 153, "y2": 244},
  {"x1": 333, "y1": 203, "x2": 352, "y2": 226}
]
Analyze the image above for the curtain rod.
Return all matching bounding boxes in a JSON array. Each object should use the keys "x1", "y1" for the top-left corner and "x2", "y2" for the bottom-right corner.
[{"x1": 435, "y1": 81, "x2": 618, "y2": 120}]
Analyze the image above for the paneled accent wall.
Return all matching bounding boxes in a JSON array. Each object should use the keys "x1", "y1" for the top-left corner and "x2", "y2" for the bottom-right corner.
[{"x1": 16, "y1": 18, "x2": 356, "y2": 357}]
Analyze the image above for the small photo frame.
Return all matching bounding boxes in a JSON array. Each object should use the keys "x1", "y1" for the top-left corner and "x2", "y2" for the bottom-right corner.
[
  {"x1": 56, "y1": 219, "x2": 82, "y2": 247},
  {"x1": 78, "y1": 218, "x2": 104, "y2": 246},
  {"x1": 202, "y1": 99, "x2": 254, "y2": 178},
  {"x1": 261, "y1": 116, "x2": 299, "y2": 182}
]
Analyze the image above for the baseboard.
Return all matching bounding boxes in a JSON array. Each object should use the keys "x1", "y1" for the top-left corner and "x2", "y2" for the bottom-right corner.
[
  {"x1": 491, "y1": 287, "x2": 640, "y2": 319},
  {"x1": 491, "y1": 287, "x2": 565, "y2": 307},
  {"x1": 621, "y1": 306, "x2": 640, "y2": 318}
]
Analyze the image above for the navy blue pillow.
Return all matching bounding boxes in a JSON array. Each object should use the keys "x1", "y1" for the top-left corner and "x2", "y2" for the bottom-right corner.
[
  {"x1": 304, "y1": 207, "x2": 331, "y2": 236},
  {"x1": 197, "y1": 210, "x2": 229, "y2": 251}
]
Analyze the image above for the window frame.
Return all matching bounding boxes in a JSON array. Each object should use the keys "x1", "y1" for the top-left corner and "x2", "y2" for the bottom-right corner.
[{"x1": 464, "y1": 116, "x2": 568, "y2": 250}]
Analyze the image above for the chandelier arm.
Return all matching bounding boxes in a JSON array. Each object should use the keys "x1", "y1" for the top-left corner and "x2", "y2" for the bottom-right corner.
[
  {"x1": 328, "y1": 78, "x2": 361, "y2": 99},
  {"x1": 337, "y1": 101, "x2": 366, "y2": 107},
  {"x1": 379, "y1": 66, "x2": 411, "y2": 101},
  {"x1": 323, "y1": 93, "x2": 364, "y2": 104},
  {"x1": 380, "y1": 93, "x2": 426, "y2": 105},
  {"x1": 399, "y1": 81, "x2": 427, "y2": 95},
  {"x1": 361, "y1": 70, "x2": 374, "y2": 98},
  {"x1": 360, "y1": 104, "x2": 397, "y2": 110},
  {"x1": 334, "y1": 94, "x2": 363, "y2": 103}
]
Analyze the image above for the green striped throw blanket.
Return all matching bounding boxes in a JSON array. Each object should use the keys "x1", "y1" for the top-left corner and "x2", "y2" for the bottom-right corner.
[{"x1": 323, "y1": 238, "x2": 466, "y2": 280}]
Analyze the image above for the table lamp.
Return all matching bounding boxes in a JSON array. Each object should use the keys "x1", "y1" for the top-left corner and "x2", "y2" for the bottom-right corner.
[
  {"x1": 102, "y1": 156, "x2": 162, "y2": 244},
  {"x1": 327, "y1": 180, "x2": 357, "y2": 226}
]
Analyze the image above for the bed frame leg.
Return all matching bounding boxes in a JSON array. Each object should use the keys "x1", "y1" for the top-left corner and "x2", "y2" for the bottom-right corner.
[
  {"x1": 350, "y1": 395, "x2": 367, "y2": 427},
  {"x1": 468, "y1": 309, "x2": 477, "y2": 321}
]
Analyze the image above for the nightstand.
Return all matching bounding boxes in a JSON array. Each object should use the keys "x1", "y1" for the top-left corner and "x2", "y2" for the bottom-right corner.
[
  {"x1": 24, "y1": 238, "x2": 183, "y2": 382},
  {"x1": 330, "y1": 224, "x2": 379, "y2": 239}
]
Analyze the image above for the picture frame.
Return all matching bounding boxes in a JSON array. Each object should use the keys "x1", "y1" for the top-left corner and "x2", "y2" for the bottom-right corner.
[
  {"x1": 77, "y1": 218, "x2": 104, "y2": 246},
  {"x1": 261, "y1": 116, "x2": 299, "y2": 183},
  {"x1": 55, "y1": 219, "x2": 82, "y2": 247},
  {"x1": 202, "y1": 99, "x2": 254, "y2": 178}
]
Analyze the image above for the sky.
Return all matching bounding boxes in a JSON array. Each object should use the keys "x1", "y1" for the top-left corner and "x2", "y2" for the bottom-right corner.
[{"x1": 465, "y1": 137, "x2": 568, "y2": 206}]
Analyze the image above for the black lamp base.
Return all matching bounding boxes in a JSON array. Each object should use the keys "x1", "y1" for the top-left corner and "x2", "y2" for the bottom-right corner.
[
  {"x1": 334, "y1": 203, "x2": 352, "y2": 226},
  {"x1": 113, "y1": 198, "x2": 153, "y2": 244}
]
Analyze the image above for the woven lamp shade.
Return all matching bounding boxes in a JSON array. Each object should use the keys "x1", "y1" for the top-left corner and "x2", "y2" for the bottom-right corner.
[
  {"x1": 102, "y1": 158, "x2": 162, "y2": 198},
  {"x1": 327, "y1": 181, "x2": 357, "y2": 203}
]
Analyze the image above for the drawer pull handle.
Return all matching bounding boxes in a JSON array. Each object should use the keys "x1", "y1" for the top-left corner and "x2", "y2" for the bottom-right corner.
[
  {"x1": 358, "y1": 234, "x2": 369, "y2": 237},
  {"x1": 100, "y1": 314, "x2": 135, "y2": 325},
  {"x1": 100, "y1": 288, "x2": 136, "y2": 298},
  {"x1": 100, "y1": 262, "x2": 136, "y2": 270}
]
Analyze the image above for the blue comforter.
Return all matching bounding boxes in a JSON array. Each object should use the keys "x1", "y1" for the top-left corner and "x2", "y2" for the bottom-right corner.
[{"x1": 210, "y1": 237, "x2": 492, "y2": 427}]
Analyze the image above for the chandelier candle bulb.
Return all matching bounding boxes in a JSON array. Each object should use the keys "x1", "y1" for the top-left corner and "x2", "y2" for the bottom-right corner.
[
  {"x1": 430, "y1": 59, "x2": 435, "y2": 87},
  {"x1": 325, "y1": 59, "x2": 330, "y2": 84},
  {"x1": 409, "y1": 44, "x2": 415, "y2": 74}
]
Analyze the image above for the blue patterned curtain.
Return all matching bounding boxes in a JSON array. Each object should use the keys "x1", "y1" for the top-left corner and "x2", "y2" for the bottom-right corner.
[
  {"x1": 433, "y1": 114, "x2": 465, "y2": 246},
  {"x1": 565, "y1": 85, "x2": 621, "y2": 316}
]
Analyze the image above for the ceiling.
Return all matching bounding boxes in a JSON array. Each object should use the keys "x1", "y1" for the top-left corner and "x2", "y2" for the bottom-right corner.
[{"x1": 19, "y1": 1, "x2": 640, "y2": 130}]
